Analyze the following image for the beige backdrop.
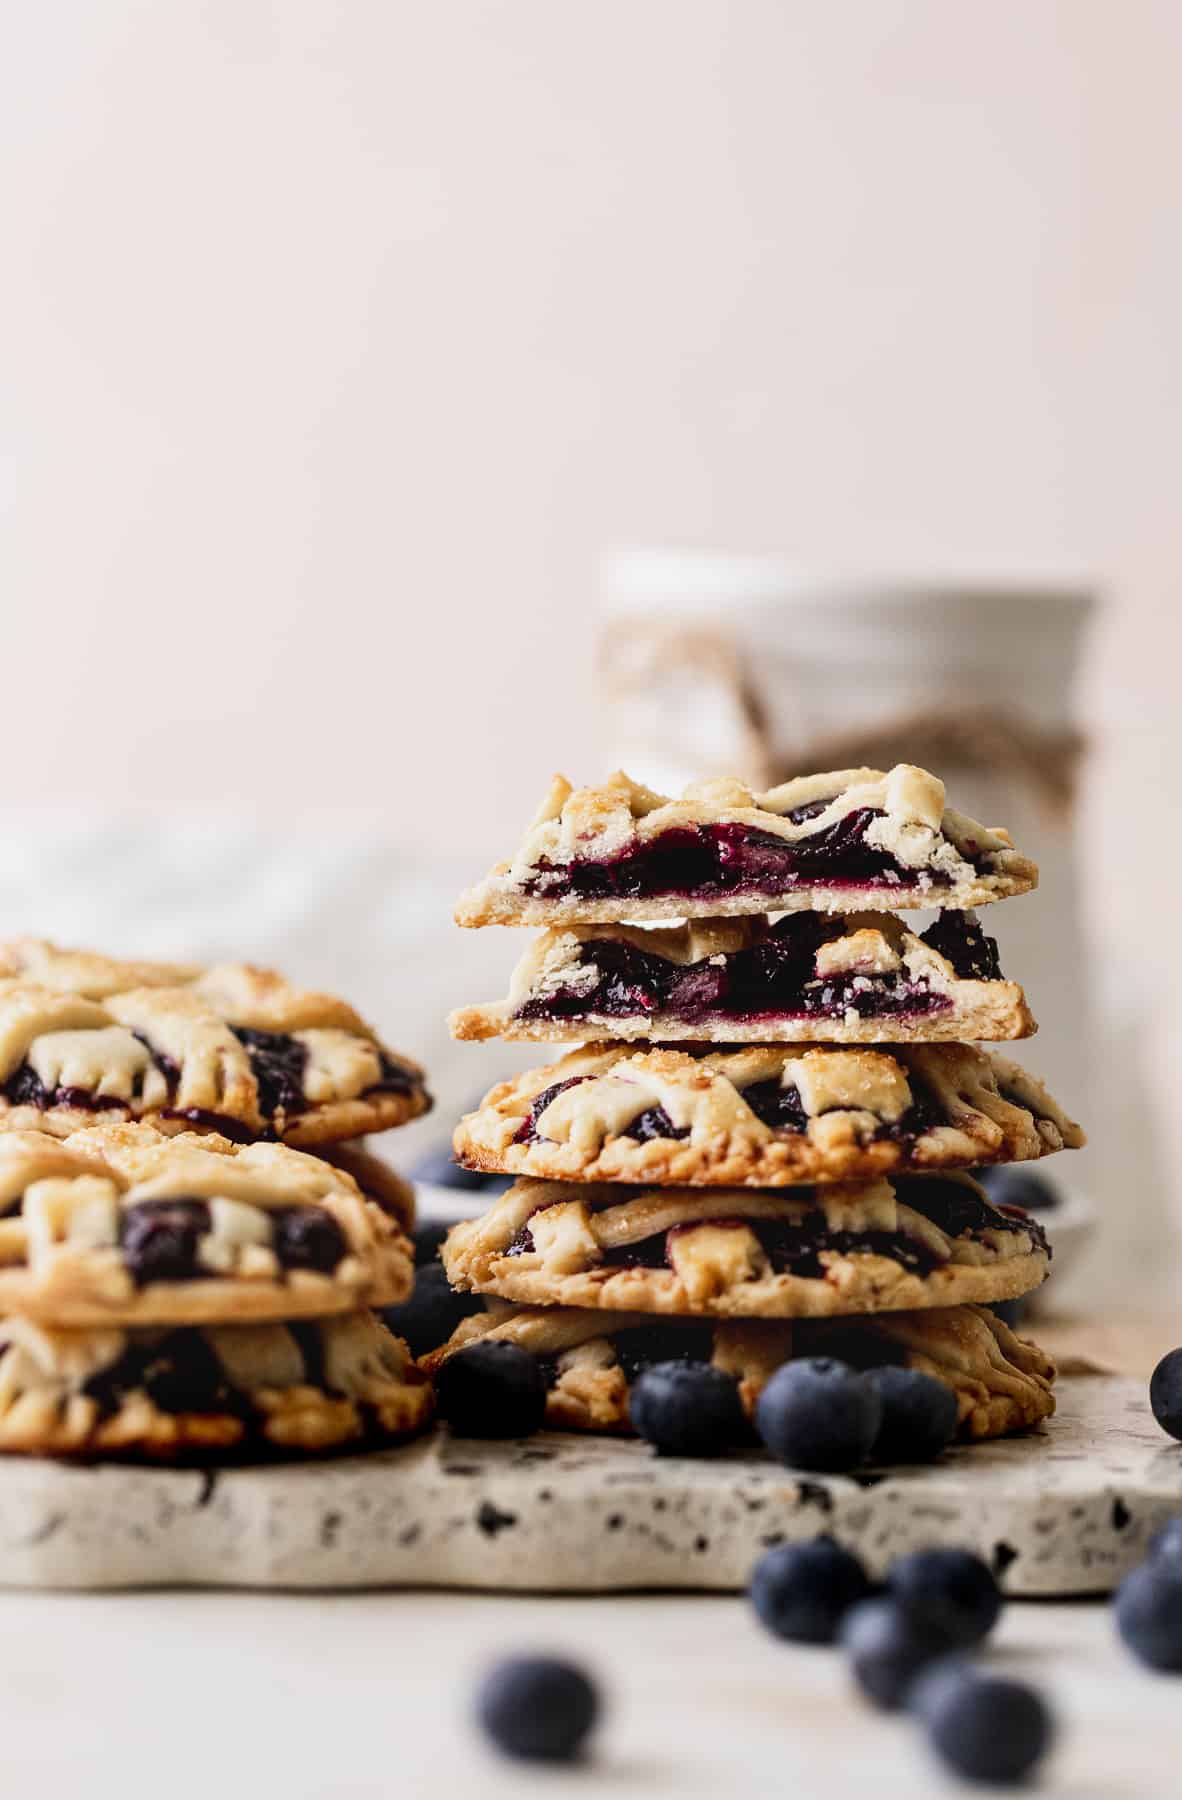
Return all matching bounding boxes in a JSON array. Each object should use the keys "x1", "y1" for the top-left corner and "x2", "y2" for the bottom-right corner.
[{"x1": 2, "y1": 2, "x2": 1178, "y2": 1293}]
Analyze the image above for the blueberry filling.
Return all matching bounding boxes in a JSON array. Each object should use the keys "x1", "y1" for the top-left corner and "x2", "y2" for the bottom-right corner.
[
  {"x1": 82, "y1": 1328, "x2": 241, "y2": 1416},
  {"x1": 3, "y1": 1065, "x2": 140, "y2": 1115},
  {"x1": 523, "y1": 809, "x2": 969, "y2": 905},
  {"x1": 517, "y1": 909, "x2": 1004, "y2": 1028},
  {"x1": 121, "y1": 1201, "x2": 212, "y2": 1285},
  {"x1": 513, "y1": 1077, "x2": 590, "y2": 1144},
  {"x1": 622, "y1": 1105, "x2": 690, "y2": 1144},
  {"x1": 232, "y1": 1027, "x2": 308, "y2": 1116},
  {"x1": 119, "y1": 1198, "x2": 348, "y2": 1285}
]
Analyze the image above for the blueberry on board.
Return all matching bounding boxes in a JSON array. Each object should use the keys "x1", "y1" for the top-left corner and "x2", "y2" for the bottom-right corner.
[
  {"x1": 912, "y1": 1663, "x2": 1055, "y2": 1786},
  {"x1": 975, "y1": 1166, "x2": 1059, "y2": 1212},
  {"x1": 887, "y1": 1548, "x2": 1002, "y2": 1650},
  {"x1": 840, "y1": 1598, "x2": 944, "y2": 1710},
  {"x1": 1114, "y1": 1561, "x2": 1182, "y2": 1670},
  {"x1": 1149, "y1": 1516, "x2": 1182, "y2": 1565},
  {"x1": 749, "y1": 1538, "x2": 871, "y2": 1644},
  {"x1": 476, "y1": 1656, "x2": 599, "y2": 1761},
  {"x1": 866, "y1": 1368, "x2": 959, "y2": 1464},
  {"x1": 380, "y1": 1263, "x2": 483, "y2": 1359},
  {"x1": 629, "y1": 1361, "x2": 747, "y2": 1456},
  {"x1": 754, "y1": 1358, "x2": 882, "y2": 1472},
  {"x1": 1150, "y1": 1348, "x2": 1182, "y2": 1441},
  {"x1": 435, "y1": 1340, "x2": 548, "y2": 1438}
]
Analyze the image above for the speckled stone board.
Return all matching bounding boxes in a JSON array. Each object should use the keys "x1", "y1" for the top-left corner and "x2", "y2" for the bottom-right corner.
[{"x1": 0, "y1": 1375, "x2": 1171, "y2": 1594}]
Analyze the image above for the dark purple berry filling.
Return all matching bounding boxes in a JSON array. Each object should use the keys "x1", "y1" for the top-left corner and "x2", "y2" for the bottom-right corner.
[
  {"x1": 271, "y1": 1206, "x2": 347, "y2": 1273},
  {"x1": 121, "y1": 1200, "x2": 212, "y2": 1285},
  {"x1": 83, "y1": 1327, "x2": 240, "y2": 1415},
  {"x1": 523, "y1": 810, "x2": 966, "y2": 906},
  {"x1": 623, "y1": 1105, "x2": 690, "y2": 1144},
  {"x1": 232, "y1": 1027, "x2": 308, "y2": 1117},
  {"x1": 513, "y1": 1077, "x2": 589, "y2": 1144},
  {"x1": 119, "y1": 1197, "x2": 350, "y2": 1286},
  {"x1": 517, "y1": 909, "x2": 1004, "y2": 1030}
]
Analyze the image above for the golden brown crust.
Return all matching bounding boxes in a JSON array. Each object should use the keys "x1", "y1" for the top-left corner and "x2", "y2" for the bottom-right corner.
[
  {"x1": 0, "y1": 1313, "x2": 433, "y2": 1458},
  {"x1": 449, "y1": 911, "x2": 1035, "y2": 1045},
  {"x1": 422, "y1": 1303, "x2": 1054, "y2": 1441},
  {"x1": 0, "y1": 943, "x2": 430, "y2": 1146},
  {"x1": 440, "y1": 1173, "x2": 1051, "y2": 1320},
  {"x1": 453, "y1": 1042, "x2": 1083, "y2": 1188},
  {"x1": 456, "y1": 765, "x2": 1038, "y2": 927},
  {"x1": 0, "y1": 1122, "x2": 413, "y2": 1327}
]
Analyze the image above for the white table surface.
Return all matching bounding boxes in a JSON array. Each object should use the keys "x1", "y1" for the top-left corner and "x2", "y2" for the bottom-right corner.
[{"x1": 5, "y1": 1585, "x2": 1178, "y2": 1797}]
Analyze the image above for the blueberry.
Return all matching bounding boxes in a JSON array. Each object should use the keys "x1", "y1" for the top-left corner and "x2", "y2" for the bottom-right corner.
[
  {"x1": 1150, "y1": 1348, "x2": 1182, "y2": 1441},
  {"x1": 410, "y1": 1145, "x2": 495, "y2": 1193},
  {"x1": 1149, "y1": 1516, "x2": 1182, "y2": 1565},
  {"x1": 1115, "y1": 1561, "x2": 1182, "y2": 1670},
  {"x1": 272, "y1": 1206, "x2": 347, "y2": 1273},
  {"x1": 887, "y1": 1548, "x2": 1002, "y2": 1650},
  {"x1": 975, "y1": 1166, "x2": 1059, "y2": 1213},
  {"x1": 749, "y1": 1538, "x2": 871, "y2": 1644},
  {"x1": 754, "y1": 1358, "x2": 882, "y2": 1472},
  {"x1": 412, "y1": 1220, "x2": 452, "y2": 1266},
  {"x1": 435, "y1": 1340, "x2": 547, "y2": 1438},
  {"x1": 476, "y1": 1655, "x2": 599, "y2": 1761},
  {"x1": 629, "y1": 1360, "x2": 747, "y2": 1456},
  {"x1": 867, "y1": 1368, "x2": 959, "y2": 1464},
  {"x1": 840, "y1": 1598, "x2": 944, "y2": 1709},
  {"x1": 380, "y1": 1263, "x2": 483, "y2": 1359},
  {"x1": 913, "y1": 1663, "x2": 1054, "y2": 1785}
]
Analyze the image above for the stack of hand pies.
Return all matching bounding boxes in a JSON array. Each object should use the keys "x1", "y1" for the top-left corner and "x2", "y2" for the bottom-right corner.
[
  {"x1": 432, "y1": 764, "x2": 1084, "y2": 1447},
  {"x1": 0, "y1": 940, "x2": 434, "y2": 1459}
]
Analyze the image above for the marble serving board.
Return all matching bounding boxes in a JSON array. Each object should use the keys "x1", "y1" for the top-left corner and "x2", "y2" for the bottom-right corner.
[{"x1": 0, "y1": 1375, "x2": 1172, "y2": 1595}]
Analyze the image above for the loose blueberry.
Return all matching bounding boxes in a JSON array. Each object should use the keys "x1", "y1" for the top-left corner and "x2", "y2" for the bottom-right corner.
[
  {"x1": 1149, "y1": 1516, "x2": 1182, "y2": 1565},
  {"x1": 380, "y1": 1263, "x2": 483, "y2": 1359},
  {"x1": 412, "y1": 1220, "x2": 452, "y2": 1266},
  {"x1": 975, "y1": 1166, "x2": 1059, "y2": 1213},
  {"x1": 120, "y1": 1200, "x2": 210, "y2": 1285},
  {"x1": 754, "y1": 1358, "x2": 882, "y2": 1472},
  {"x1": 749, "y1": 1538, "x2": 871, "y2": 1644},
  {"x1": 435, "y1": 1340, "x2": 547, "y2": 1438},
  {"x1": 1150, "y1": 1348, "x2": 1182, "y2": 1441},
  {"x1": 841, "y1": 1597, "x2": 944, "y2": 1709},
  {"x1": 913, "y1": 1663, "x2": 1055, "y2": 1786},
  {"x1": 887, "y1": 1548, "x2": 1002, "y2": 1650},
  {"x1": 867, "y1": 1367, "x2": 959, "y2": 1464},
  {"x1": 629, "y1": 1360, "x2": 747, "y2": 1456},
  {"x1": 1114, "y1": 1561, "x2": 1182, "y2": 1670},
  {"x1": 272, "y1": 1206, "x2": 347, "y2": 1273},
  {"x1": 410, "y1": 1145, "x2": 496, "y2": 1193},
  {"x1": 476, "y1": 1655, "x2": 599, "y2": 1761}
]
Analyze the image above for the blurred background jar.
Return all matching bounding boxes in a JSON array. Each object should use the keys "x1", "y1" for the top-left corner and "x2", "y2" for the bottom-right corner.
[{"x1": 599, "y1": 549, "x2": 1113, "y2": 1306}]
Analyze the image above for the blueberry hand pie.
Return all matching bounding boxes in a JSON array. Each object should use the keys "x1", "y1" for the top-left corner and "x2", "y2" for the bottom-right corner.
[
  {"x1": 423, "y1": 1301, "x2": 1055, "y2": 1441},
  {"x1": 450, "y1": 909, "x2": 1033, "y2": 1046},
  {"x1": 0, "y1": 1122, "x2": 413, "y2": 1327},
  {"x1": 455, "y1": 765, "x2": 1037, "y2": 928},
  {"x1": 0, "y1": 1310, "x2": 432, "y2": 1458},
  {"x1": 0, "y1": 940, "x2": 430, "y2": 1146},
  {"x1": 440, "y1": 1171, "x2": 1050, "y2": 1317},
  {"x1": 453, "y1": 1042, "x2": 1083, "y2": 1188}
]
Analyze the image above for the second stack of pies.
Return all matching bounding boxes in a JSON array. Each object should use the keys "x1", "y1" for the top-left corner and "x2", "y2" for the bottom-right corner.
[
  {"x1": 436, "y1": 764, "x2": 1085, "y2": 1445},
  {"x1": 0, "y1": 940, "x2": 436, "y2": 1459}
]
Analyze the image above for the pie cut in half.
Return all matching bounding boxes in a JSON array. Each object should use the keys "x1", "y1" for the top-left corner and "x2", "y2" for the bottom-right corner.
[
  {"x1": 0, "y1": 1122, "x2": 413, "y2": 1327},
  {"x1": 453, "y1": 1041, "x2": 1083, "y2": 1188},
  {"x1": 423, "y1": 1301, "x2": 1055, "y2": 1442},
  {"x1": 0, "y1": 939, "x2": 430, "y2": 1146},
  {"x1": 449, "y1": 909, "x2": 1034, "y2": 1046},
  {"x1": 455, "y1": 765, "x2": 1037, "y2": 928},
  {"x1": 0, "y1": 1310, "x2": 432, "y2": 1458},
  {"x1": 440, "y1": 1171, "x2": 1051, "y2": 1318}
]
